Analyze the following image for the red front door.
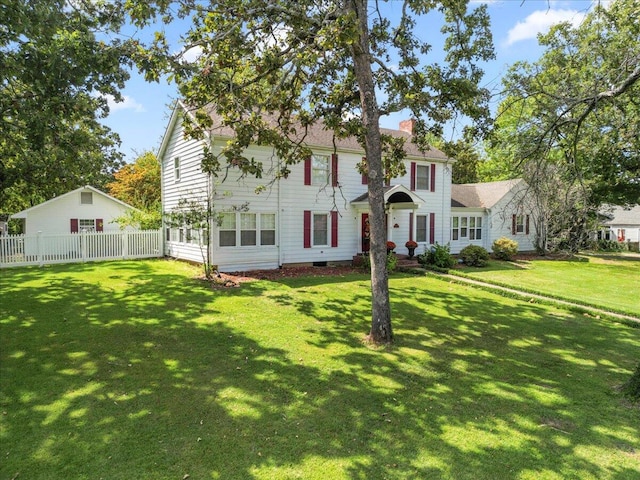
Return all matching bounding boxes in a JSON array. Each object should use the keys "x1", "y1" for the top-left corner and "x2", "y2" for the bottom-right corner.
[{"x1": 361, "y1": 213, "x2": 370, "y2": 252}]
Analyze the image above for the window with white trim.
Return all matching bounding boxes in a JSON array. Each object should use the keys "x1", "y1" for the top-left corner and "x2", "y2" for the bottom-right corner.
[
  {"x1": 516, "y1": 214, "x2": 525, "y2": 234},
  {"x1": 469, "y1": 217, "x2": 482, "y2": 240},
  {"x1": 219, "y1": 212, "x2": 277, "y2": 247},
  {"x1": 219, "y1": 213, "x2": 237, "y2": 246},
  {"x1": 313, "y1": 213, "x2": 328, "y2": 246},
  {"x1": 240, "y1": 213, "x2": 257, "y2": 246},
  {"x1": 79, "y1": 219, "x2": 95, "y2": 232},
  {"x1": 260, "y1": 213, "x2": 276, "y2": 245},
  {"x1": 312, "y1": 154, "x2": 330, "y2": 186},
  {"x1": 451, "y1": 217, "x2": 459, "y2": 240},
  {"x1": 416, "y1": 165, "x2": 429, "y2": 190},
  {"x1": 80, "y1": 192, "x2": 93, "y2": 204},
  {"x1": 416, "y1": 215, "x2": 427, "y2": 242},
  {"x1": 452, "y1": 216, "x2": 482, "y2": 240},
  {"x1": 174, "y1": 157, "x2": 180, "y2": 182}
]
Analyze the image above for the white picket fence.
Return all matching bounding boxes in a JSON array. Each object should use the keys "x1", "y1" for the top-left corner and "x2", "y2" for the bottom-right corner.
[{"x1": 0, "y1": 230, "x2": 163, "y2": 268}]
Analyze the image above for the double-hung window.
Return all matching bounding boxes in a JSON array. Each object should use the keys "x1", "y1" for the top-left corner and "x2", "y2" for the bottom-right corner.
[
  {"x1": 312, "y1": 154, "x2": 330, "y2": 185},
  {"x1": 469, "y1": 217, "x2": 482, "y2": 240},
  {"x1": 416, "y1": 165, "x2": 430, "y2": 190},
  {"x1": 313, "y1": 213, "x2": 328, "y2": 246},
  {"x1": 516, "y1": 214, "x2": 525, "y2": 234},
  {"x1": 174, "y1": 157, "x2": 180, "y2": 182},
  {"x1": 260, "y1": 214, "x2": 276, "y2": 245},
  {"x1": 219, "y1": 213, "x2": 237, "y2": 246},
  {"x1": 416, "y1": 215, "x2": 428, "y2": 243},
  {"x1": 240, "y1": 213, "x2": 257, "y2": 246}
]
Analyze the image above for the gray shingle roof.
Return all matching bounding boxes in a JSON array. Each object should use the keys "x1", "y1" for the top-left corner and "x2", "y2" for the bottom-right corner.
[
  {"x1": 451, "y1": 179, "x2": 523, "y2": 209},
  {"x1": 601, "y1": 205, "x2": 640, "y2": 226},
  {"x1": 190, "y1": 103, "x2": 449, "y2": 161}
]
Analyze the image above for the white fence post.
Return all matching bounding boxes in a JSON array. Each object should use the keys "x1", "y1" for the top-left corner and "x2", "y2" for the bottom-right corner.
[
  {"x1": 37, "y1": 231, "x2": 43, "y2": 267},
  {"x1": 123, "y1": 231, "x2": 129, "y2": 259}
]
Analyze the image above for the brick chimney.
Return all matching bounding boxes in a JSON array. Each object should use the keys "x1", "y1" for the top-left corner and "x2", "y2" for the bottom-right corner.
[{"x1": 399, "y1": 119, "x2": 416, "y2": 134}]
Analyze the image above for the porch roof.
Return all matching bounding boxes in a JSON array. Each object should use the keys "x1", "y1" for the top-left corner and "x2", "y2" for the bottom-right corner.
[{"x1": 350, "y1": 185, "x2": 425, "y2": 209}]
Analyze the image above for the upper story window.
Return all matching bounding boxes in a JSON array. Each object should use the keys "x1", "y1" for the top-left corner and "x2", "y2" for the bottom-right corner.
[
  {"x1": 174, "y1": 157, "x2": 180, "y2": 182},
  {"x1": 80, "y1": 192, "x2": 93, "y2": 204},
  {"x1": 515, "y1": 214, "x2": 525, "y2": 234},
  {"x1": 416, "y1": 165, "x2": 430, "y2": 190},
  {"x1": 312, "y1": 154, "x2": 330, "y2": 185}
]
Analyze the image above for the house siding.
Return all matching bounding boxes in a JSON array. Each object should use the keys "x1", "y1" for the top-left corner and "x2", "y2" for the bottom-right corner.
[
  {"x1": 18, "y1": 188, "x2": 133, "y2": 235},
  {"x1": 159, "y1": 106, "x2": 453, "y2": 271}
]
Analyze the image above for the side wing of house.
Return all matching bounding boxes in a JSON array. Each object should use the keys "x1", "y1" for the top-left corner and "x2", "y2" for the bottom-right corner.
[
  {"x1": 450, "y1": 207, "x2": 486, "y2": 254},
  {"x1": 488, "y1": 181, "x2": 536, "y2": 252},
  {"x1": 160, "y1": 111, "x2": 212, "y2": 264}
]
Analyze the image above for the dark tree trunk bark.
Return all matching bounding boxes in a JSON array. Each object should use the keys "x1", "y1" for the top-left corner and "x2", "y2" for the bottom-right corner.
[{"x1": 349, "y1": 0, "x2": 392, "y2": 344}]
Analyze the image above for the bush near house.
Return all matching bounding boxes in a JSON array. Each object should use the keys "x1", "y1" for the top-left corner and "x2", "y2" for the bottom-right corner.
[
  {"x1": 418, "y1": 243, "x2": 456, "y2": 272},
  {"x1": 459, "y1": 245, "x2": 490, "y2": 267},
  {"x1": 492, "y1": 237, "x2": 519, "y2": 261}
]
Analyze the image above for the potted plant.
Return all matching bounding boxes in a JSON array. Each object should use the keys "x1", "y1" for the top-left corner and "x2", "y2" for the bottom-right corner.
[
  {"x1": 405, "y1": 240, "x2": 418, "y2": 258},
  {"x1": 386, "y1": 241, "x2": 396, "y2": 253}
]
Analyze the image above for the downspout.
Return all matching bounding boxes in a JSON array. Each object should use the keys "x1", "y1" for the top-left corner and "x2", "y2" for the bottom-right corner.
[{"x1": 277, "y1": 171, "x2": 282, "y2": 268}]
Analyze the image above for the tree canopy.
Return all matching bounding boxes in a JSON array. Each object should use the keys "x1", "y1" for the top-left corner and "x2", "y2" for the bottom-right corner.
[
  {"x1": 123, "y1": 0, "x2": 494, "y2": 343},
  {"x1": 107, "y1": 151, "x2": 162, "y2": 230},
  {"x1": 0, "y1": 0, "x2": 134, "y2": 214},
  {"x1": 493, "y1": 0, "x2": 640, "y2": 209}
]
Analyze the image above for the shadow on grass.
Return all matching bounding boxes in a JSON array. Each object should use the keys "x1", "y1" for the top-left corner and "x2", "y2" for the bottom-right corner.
[{"x1": 1, "y1": 262, "x2": 638, "y2": 479}]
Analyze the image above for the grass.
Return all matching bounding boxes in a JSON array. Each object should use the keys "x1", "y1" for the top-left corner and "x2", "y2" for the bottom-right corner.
[
  {"x1": 455, "y1": 253, "x2": 640, "y2": 318},
  {"x1": 1, "y1": 259, "x2": 639, "y2": 479}
]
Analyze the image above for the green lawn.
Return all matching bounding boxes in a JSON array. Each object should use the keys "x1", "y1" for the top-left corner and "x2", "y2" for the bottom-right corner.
[
  {"x1": 1, "y1": 259, "x2": 639, "y2": 479},
  {"x1": 455, "y1": 253, "x2": 640, "y2": 318}
]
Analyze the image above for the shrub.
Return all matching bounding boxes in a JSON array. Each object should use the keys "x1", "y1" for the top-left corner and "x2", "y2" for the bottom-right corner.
[
  {"x1": 596, "y1": 239, "x2": 623, "y2": 252},
  {"x1": 418, "y1": 243, "x2": 455, "y2": 272},
  {"x1": 492, "y1": 237, "x2": 519, "y2": 261},
  {"x1": 459, "y1": 245, "x2": 490, "y2": 267},
  {"x1": 359, "y1": 251, "x2": 398, "y2": 272},
  {"x1": 621, "y1": 362, "x2": 640, "y2": 401}
]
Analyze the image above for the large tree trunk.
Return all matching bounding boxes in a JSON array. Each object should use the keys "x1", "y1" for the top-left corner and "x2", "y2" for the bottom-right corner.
[{"x1": 349, "y1": 0, "x2": 392, "y2": 343}]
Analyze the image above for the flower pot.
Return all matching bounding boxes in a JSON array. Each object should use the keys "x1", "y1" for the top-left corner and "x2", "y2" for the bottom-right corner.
[{"x1": 407, "y1": 247, "x2": 415, "y2": 259}]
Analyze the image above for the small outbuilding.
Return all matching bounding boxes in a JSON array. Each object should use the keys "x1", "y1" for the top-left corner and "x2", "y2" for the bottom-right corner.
[{"x1": 10, "y1": 186, "x2": 136, "y2": 234}]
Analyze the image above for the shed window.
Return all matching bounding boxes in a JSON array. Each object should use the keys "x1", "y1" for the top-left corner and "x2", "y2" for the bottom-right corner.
[{"x1": 80, "y1": 192, "x2": 93, "y2": 204}]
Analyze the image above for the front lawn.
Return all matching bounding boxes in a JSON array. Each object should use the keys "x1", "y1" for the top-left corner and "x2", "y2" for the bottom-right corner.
[
  {"x1": 1, "y1": 259, "x2": 638, "y2": 479},
  {"x1": 455, "y1": 253, "x2": 640, "y2": 318}
]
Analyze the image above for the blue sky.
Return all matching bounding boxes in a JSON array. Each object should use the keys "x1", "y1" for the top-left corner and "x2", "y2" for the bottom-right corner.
[{"x1": 102, "y1": 0, "x2": 604, "y2": 162}]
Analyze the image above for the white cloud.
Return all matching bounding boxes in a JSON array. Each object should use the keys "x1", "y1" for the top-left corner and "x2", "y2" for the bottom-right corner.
[
  {"x1": 505, "y1": 9, "x2": 586, "y2": 46},
  {"x1": 179, "y1": 45, "x2": 203, "y2": 64},
  {"x1": 105, "y1": 94, "x2": 145, "y2": 113}
]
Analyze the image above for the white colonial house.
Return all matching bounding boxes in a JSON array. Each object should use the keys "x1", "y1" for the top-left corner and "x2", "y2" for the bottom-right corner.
[
  {"x1": 10, "y1": 185, "x2": 137, "y2": 234},
  {"x1": 450, "y1": 179, "x2": 536, "y2": 254},
  {"x1": 159, "y1": 104, "x2": 455, "y2": 272}
]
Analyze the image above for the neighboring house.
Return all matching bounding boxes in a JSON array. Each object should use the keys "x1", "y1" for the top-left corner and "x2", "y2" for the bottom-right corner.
[
  {"x1": 450, "y1": 179, "x2": 536, "y2": 254},
  {"x1": 158, "y1": 104, "x2": 454, "y2": 272},
  {"x1": 597, "y1": 205, "x2": 640, "y2": 244},
  {"x1": 10, "y1": 185, "x2": 137, "y2": 234}
]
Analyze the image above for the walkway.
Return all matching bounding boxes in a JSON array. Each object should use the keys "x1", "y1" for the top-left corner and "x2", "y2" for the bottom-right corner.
[{"x1": 396, "y1": 256, "x2": 640, "y2": 325}]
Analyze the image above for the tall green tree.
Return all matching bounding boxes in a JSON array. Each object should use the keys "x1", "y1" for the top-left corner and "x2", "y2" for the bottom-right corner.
[
  {"x1": 107, "y1": 151, "x2": 162, "y2": 229},
  {"x1": 125, "y1": 0, "x2": 494, "y2": 343},
  {"x1": 495, "y1": 0, "x2": 640, "y2": 214},
  {"x1": 0, "y1": 0, "x2": 134, "y2": 214}
]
